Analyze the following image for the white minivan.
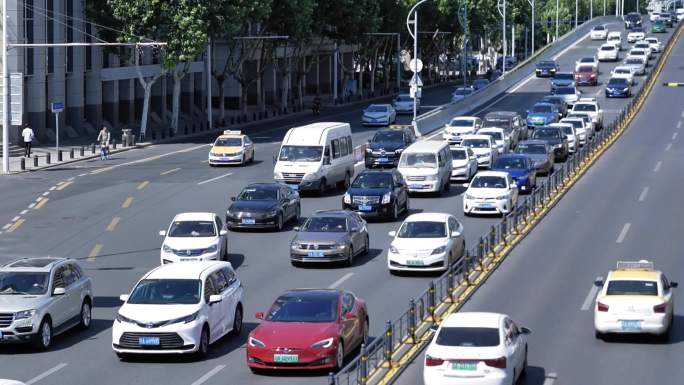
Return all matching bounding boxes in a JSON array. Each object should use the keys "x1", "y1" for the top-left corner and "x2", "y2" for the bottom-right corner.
[
  {"x1": 397, "y1": 140, "x2": 452, "y2": 195},
  {"x1": 273, "y1": 122, "x2": 355, "y2": 194}
]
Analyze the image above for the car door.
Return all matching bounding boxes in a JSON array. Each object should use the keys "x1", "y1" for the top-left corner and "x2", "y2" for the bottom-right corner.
[
  {"x1": 48, "y1": 266, "x2": 69, "y2": 327},
  {"x1": 221, "y1": 266, "x2": 242, "y2": 334},
  {"x1": 67, "y1": 263, "x2": 89, "y2": 320},
  {"x1": 348, "y1": 215, "x2": 364, "y2": 253},
  {"x1": 466, "y1": 148, "x2": 477, "y2": 175},
  {"x1": 54, "y1": 265, "x2": 80, "y2": 327},
  {"x1": 508, "y1": 175, "x2": 519, "y2": 204},
  {"x1": 244, "y1": 136, "x2": 254, "y2": 159},
  {"x1": 393, "y1": 172, "x2": 407, "y2": 208},
  {"x1": 503, "y1": 318, "x2": 521, "y2": 377},
  {"x1": 203, "y1": 273, "x2": 224, "y2": 342},
  {"x1": 661, "y1": 275, "x2": 675, "y2": 317},
  {"x1": 340, "y1": 292, "x2": 361, "y2": 349},
  {"x1": 214, "y1": 215, "x2": 226, "y2": 257},
  {"x1": 447, "y1": 217, "x2": 459, "y2": 258}
]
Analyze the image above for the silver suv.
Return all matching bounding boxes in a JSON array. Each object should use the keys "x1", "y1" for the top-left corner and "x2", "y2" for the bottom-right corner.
[{"x1": 0, "y1": 257, "x2": 93, "y2": 349}]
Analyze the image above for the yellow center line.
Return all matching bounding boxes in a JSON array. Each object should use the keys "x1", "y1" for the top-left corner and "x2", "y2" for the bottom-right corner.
[
  {"x1": 137, "y1": 181, "x2": 150, "y2": 190},
  {"x1": 6, "y1": 219, "x2": 25, "y2": 233},
  {"x1": 87, "y1": 244, "x2": 103, "y2": 262},
  {"x1": 106, "y1": 216, "x2": 121, "y2": 232},
  {"x1": 33, "y1": 198, "x2": 49, "y2": 209},
  {"x1": 56, "y1": 181, "x2": 73, "y2": 191},
  {"x1": 160, "y1": 167, "x2": 181, "y2": 176},
  {"x1": 121, "y1": 197, "x2": 134, "y2": 208}
]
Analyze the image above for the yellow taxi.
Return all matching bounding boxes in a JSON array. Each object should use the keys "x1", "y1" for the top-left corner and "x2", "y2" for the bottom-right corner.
[
  {"x1": 208, "y1": 130, "x2": 255, "y2": 166},
  {"x1": 594, "y1": 260, "x2": 677, "y2": 340}
]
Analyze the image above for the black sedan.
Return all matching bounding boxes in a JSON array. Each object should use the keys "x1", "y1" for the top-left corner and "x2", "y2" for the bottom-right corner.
[
  {"x1": 535, "y1": 60, "x2": 560, "y2": 77},
  {"x1": 226, "y1": 183, "x2": 301, "y2": 230},
  {"x1": 342, "y1": 169, "x2": 409, "y2": 221},
  {"x1": 364, "y1": 128, "x2": 416, "y2": 168},
  {"x1": 531, "y1": 127, "x2": 569, "y2": 162}
]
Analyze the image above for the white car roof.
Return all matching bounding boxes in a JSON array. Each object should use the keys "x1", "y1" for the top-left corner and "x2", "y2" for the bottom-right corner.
[
  {"x1": 441, "y1": 312, "x2": 505, "y2": 328},
  {"x1": 549, "y1": 122, "x2": 573, "y2": 128},
  {"x1": 600, "y1": 43, "x2": 617, "y2": 49},
  {"x1": 403, "y1": 212, "x2": 452, "y2": 223},
  {"x1": 461, "y1": 134, "x2": 492, "y2": 141},
  {"x1": 403, "y1": 140, "x2": 449, "y2": 153},
  {"x1": 474, "y1": 170, "x2": 509, "y2": 178},
  {"x1": 368, "y1": 104, "x2": 391, "y2": 108},
  {"x1": 144, "y1": 261, "x2": 231, "y2": 280},
  {"x1": 607, "y1": 31, "x2": 622, "y2": 37},
  {"x1": 172, "y1": 212, "x2": 217, "y2": 222},
  {"x1": 451, "y1": 116, "x2": 479, "y2": 121},
  {"x1": 477, "y1": 127, "x2": 505, "y2": 133}
]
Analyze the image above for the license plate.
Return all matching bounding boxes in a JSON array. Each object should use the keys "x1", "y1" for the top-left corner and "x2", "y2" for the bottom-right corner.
[
  {"x1": 451, "y1": 362, "x2": 477, "y2": 371},
  {"x1": 480, "y1": 203, "x2": 494, "y2": 208},
  {"x1": 621, "y1": 320, "x2": 642, "y2": 330},
  {"x1": 180, "y1": 258, "x2": 194, "y2": 262},
  {"x1": 273, "y1": 354, "x2": 299, "y2": 363},
  {"x1": 358, "y1": 205, "x2": 373, "y2": 211},
  {"x1": 409, "y1": 184, "x2": 423, "y2": 189},
  {"x1": 288, "y1": 184, "x2": 299, "y2": 190},
  {"x1": 139, "y1": 336, "x2": 160, "y2": 346},
  {"x1": 307, "y1": 251, "x2": 325, "y2": 257},
  {"x1": 406, "y1": 260, "x2": 424, "y2": 266},
  {"x1": 241, "y1": 218, "x2": 256, "y2": 225},
  {"x1": 220, "y1": 157, "x2": 231, "y2": 161},
  {"x1": 378, "y1": 157, "x2": 389, "y2": 163}
]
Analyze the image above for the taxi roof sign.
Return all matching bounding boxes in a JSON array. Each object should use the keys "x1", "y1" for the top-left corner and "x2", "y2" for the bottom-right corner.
[
  {"x1": 223, "y1": 130, "x2": 242, "y2": 135},
  {"x1": 616, "y1": 260, "x2": 655, "y2": 271}
]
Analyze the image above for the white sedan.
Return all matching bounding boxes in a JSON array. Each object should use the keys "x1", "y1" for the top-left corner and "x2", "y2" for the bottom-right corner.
[
  {"x1": 597, "y1": 43, "x2": 619, "y2": 61},
  {"x1": 628, "y1": 48, "x2": 649, "y2": 63},
  {"x1": 362, "y1": 104, "x2": 396, "y2": 126},
  {"x1": 590, "y1": 25, "x2": 608, "y2": 40},
  {"x1": 476, "y1": 127, "x2": 510, "y2": 154},
  {"x1": 624, "y1": 56, "x2": 646, "y2": 75},
  {"x1": 451, "y1": 87, "x2": 475, "y2": 102},
  {"x1": 560, "y1": 117, "x2": 589, "y2": 145},
  {"x1": 423, "y1": 312, "x2": 530, "y2": 385},
  {"x1": 463, "y1": 171, "x2": 518, "y2": 215},
  {"x1": 461, "y1": 135, "x2": 498, "y2": 168},
  {"x1": 442, "y1": 116, "x2": 482, "y2": 144},
  {"x1": 449, "y1": 146, "x2": 478, "y2": 182},
  {"x1": 159, "y1": 212, "x2": 228, "y2": 264},
  {"x1": 611, "y1": 66, "x2": 635, "y2": 85},
  {"x1": 626, "y1": 29, "x2": 645, "y2": 43},
  {"x1": 644, "y1": 37, "x2": 662, "y2": 53},
  {"x1": 387, "y1": 213, "x2": 465, "y2": 273},
  {"x1": 393, "y1": 94, "x2": 420, "y2": 114}
]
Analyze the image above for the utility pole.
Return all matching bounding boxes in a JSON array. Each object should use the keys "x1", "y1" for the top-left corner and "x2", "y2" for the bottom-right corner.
[
  {"x1": 2, "y1": 0, "x2": 9, "y2": 174},
  {"x1": 497, "y1": 0, "x2": 507, "y2": 76},
  {"x1": 527, "y1": 0, "x2": 535, "y2": 55},
  {"x1": 206, "y1": 39, "x2": 213, "y2": 130},
  {"x1": 576, "y1": 0, "x2": 579, "y2": 27},
  {"x1": 457, "y1": 5, "x2": 469, "y2": 87},
  {"x1": 406, "y1": 0, "x2": 428, "y2": 123},
  {"x1": 556, "y1": 0, "x2": 560, "y2": 41}
]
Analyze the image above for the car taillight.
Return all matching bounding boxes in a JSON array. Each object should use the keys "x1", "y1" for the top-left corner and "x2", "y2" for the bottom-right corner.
[
  {"x1": 597, "y1": 302, "x2": 609, "y2": 312},
  {"x1": 484, "y1": 357, "x2": 506, "y2": 369},
  {"x1": 425, "y1": 355, "x2": 444, "y2": 366},
  {"x1": 654, "y1": 303, "x2": 667, "y2": 313}
]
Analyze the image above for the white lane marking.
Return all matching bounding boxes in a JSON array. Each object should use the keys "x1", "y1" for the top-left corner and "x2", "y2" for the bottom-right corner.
[
  {"x1": 654, "y1": 161, "x2": 662, "y2": 172},
  {"x1": 28, "y1": 203, "x2": 35, "y2": 209},
  {"x1": 78, "y1": 173, "x2": 87, "y2": 177},
  {"x1": 201, "y1": 160, "x2": 209, "y2": 163},
  {"x1": 329, "y1": 273, "x2": 354, "y2": 289},
  {"x1": 90, "y1": 144, "x2": 210, "y2": 174},
  {"x1": 673, "y1": 132, "x2": 678, "y2": 140},
  {"x1": 681, "y1": 111, "x2": 684, "y2": 118},
  {"x1": 197, "y1": 172, "x2": 233, "y2": 186},
  {"x1": 49, "y1": 186, "x2": 56, "y2": 191},
  {"x1": 581, "y1": 278, "x2": 603, "y2": 311},
  {"x1": 677, "y1": 121, "x2": 682, "y2": 129},
  {"x1": 42, "y1": 191, "x2": 50, "y2": 196},
  {"x1": 2, "y1": 223, "x2": 11, "y2": 230},
  {"x1": 594, "y1": 89, "x2": 603, "y2": 97},
  {"x1": 20, "y1": 209, "x2": 28, "y2": 215},
  {"x1": 190, "y1": 365, "x2": 226, "y2": 385},
  {"x1": 67, "y1": 177, "x2": 75, "y2": 181},
  {"x1": 616, "y1": 222, "x2": 631, "y2": 244},
  {"x1": 11, "y1": 216, "x2": 20, "y2": 222},
  {"x1": 638, "y1": 186, "x2": 649, "y2": 202},
  {"x1": 543, "y1": 372, "x2": 558, "y2": 385},
  {"x1": 25, "y1": 363, "x2": 68, "y2": 385},
  {"x1": 35, "y1": 197, "x2": 43, "y2": 202},
  {"x1": 665, "y1": 143, "x2": 672, "y2": 151}
]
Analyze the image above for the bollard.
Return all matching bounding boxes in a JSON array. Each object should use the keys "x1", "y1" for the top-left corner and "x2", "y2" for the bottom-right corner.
[
  {"x1": 489, "y1": 226, "x2": 497, "y2": 257},
  {"x1": 462, "y1": 250, "x2": 471, "y2": 286},
  {"x1": 58, "y1": 151, "x2": 63, "y2": 162},
  {"x1": 501, "y1": 216, "x2": 508, "y2": 245},
  {"x1": 407, "y1": 299, "x2": 417, "y2": 344},
  {"x1": 446, "y1": 262, "x2": 455, "y2": 302},
  {"x1": 91, "y1": 144, "x2": 96, "y2": 154},
  {"x1": 477, "y1": 237, "x2": 484, "y2": 270},
  {"x1": 20, "y1": 157, "x2": 25, "y2": 170},
  {"x1": 253, "y1": 112, "x2": 257, "y2": 121},
  {"x1": 427, "y1": 281, "x2": 437, "y2": 322},
  {"x1": 184, "y1": 126, "x2": 188, "y2": 135},
  {"x1": 46, "y1": 152, "x2": 51, "y2": 164},
  {"x1": 112, "y1": 140, "x2": 117, "y2": 150},
  {"x1": 359, "y1": 343, "x2": 368, "y2": 385},
  {"x1": 69, "y1": 148, "x2": 74, "y2": 159},
  {"x1": 383, "y1": 320, "x2": 394, "y2": 367},
  {"x1": 328, "y1": 373, "x2": 336, "y2": 385},
  {"x1": 80, "y1": 146, "x2": 84, "y2": 157},
  {"x1": 33, "y1": 155, "x2": 38, "y2": 167}
]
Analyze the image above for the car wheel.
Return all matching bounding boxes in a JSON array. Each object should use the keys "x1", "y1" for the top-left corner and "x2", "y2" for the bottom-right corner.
[
  {"x1": 362, "y1": 235, "x2": 369, "y2": 256},
  {"x1": 196, "y1": 326, "x2": 210, "y2": 359},
  {"x1": 404, "y1": 196, "x2": 410, "y2": 215},
  {"x1": 339, "y1": 173, "x2": 351, "y2": 190},
  {"x1": 232, "y1": 306, "x2": 243, "y2": 336},
  {"x1": 290, "y1": 260, "x2": 301, "y2": 267},
  {"x1": 276, "y1": 213, "x2": 283, "y2": 231},
  {"x1": 116, "y1": 352, "x2": 131, "y2": 361},
  {"x1": 390, "y1": 202, "x2": 399, "y2": 221},
  {"x1": 345, "y1": 246, "x2": 354, "y2": 267},
  {"x1": 521, "y1": 346, "x2": 528, "y2": 377},
  {"x1": 250, "y1": 151, "x2": 255, "y2": 163},
  {"x1": 79, "y1": 300, "x2": 92, "y2": 330},
  {"x1": 294, "y1": 204, "x2": 301, "y2": 223},
  {"x1": 362, "y1": 319, "x2": 369, "y2": 345},
  {"x1": 33, "y1": 318, "x2": 52, "y2": 350},
  {"x1": 595, "y1": 330, "x2": 605, "y2": 340},
  {"x1": 335, "y1": 341, "x2": 345, "y2": 370},
  {"x1": 444, "y1": 179, "x2": 451, "y2": 193},
  {"x1": 318, "y1": 178, "x2": 327, "y2": 196}
]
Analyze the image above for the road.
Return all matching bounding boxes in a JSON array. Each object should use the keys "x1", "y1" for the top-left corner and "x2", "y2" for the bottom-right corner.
[
  {"x1": 394, "y1": 22, "x2": 684, "y2": 385},
  {"x1": 0, "y1": 18, "x2": 673, "y2": 385}
]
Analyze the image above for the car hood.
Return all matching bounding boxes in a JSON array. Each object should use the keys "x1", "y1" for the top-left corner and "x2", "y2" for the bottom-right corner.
[
  {"x1": 444, "y1": 126, "x2": 476, "y2": 135},
  {"x1": 364, "y1": 111, "x2": 390, "y2": 118},
  {"x1": 490, "y1": 167, "x2": 528, "y2": 178},
  {"x1": 391, "y1": 237, "x2": 448, "y2": 252},
  {"x1": 0, "y1": 295, "x2": 51, "y2": 313},
  {"x1": 348, "y1": 187, "x2": 391, "y2": 196},
  {"x1": 466, "y1": 187, "x2": 510, "y2": 198},
  {"x1": 274, "y1": 161, "x2": 321, "y2": 175},
  {"x1": 251, "y1": 321, "x2": 340, "y2": 349},
  {"x1": 607, "y1": 83, "x2": 629, "y2": 90},
  {"x1": 163, "y1": 236, "x2": 219, "y2": 250},
  {"x1": 523, "y1": 153, "x2": 550, "y2": 163},
  {"x1": 212, "y1": 145, "x2": 242, "y2": 154},
  {"x1": 469, "y1": 147, "x2": 492, "y2": 155},
  {"x1": 393, "y1": 101, "x2": 414, "y2": 107},
  {"x1": 229, "y1": 200, "x2": 279, "y2": 213},
  {"x1": 369, "y1": 142, "x2": 403, "y2": 152},
  {"x1": 118, "y1": 304, "x2": 200, "y2": 323},
  {"x1": 527, "y1": 113, "x2": 554, "y2": 121},
  {"x1": 293, "y1": 232, "x2": 349, "y2": 244}
]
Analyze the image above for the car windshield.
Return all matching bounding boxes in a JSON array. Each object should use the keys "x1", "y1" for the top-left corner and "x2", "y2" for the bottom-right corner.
[
  {"x1": 471, "y1": 176, "x2": 507, "y2": 188},
  {"x1": 128, "y1": 279, "x2": 201, "y2": 305},
  {"x1": 538, "y1": 61, "x2": 555, "y2": 67},
  {"x1": 515, "y1": 144, "x2": 547, "y2": 154},
  {"x1": 626, "y1": 58, "x2": 643, "y2": 65},
  {"x1": 436, "y1": 327, "x2": 500, "y2": 347},
  {"x1": 606, "y1": 280, "x2": 658, "y2": 295},
  {"x1": 351, "y1": 173, "x2": 393, "y2": 189},
  {"x1": 608, "y1": 78, "x2": 629, "y2": 86},
  {"x1": 0, "y1": 272, "x2": 50, "y2": 295},
  {"x1": 451, "y1": 149, "x2": 467, "y2": 160},
  {"x1": 533, "y1": 129, "x2": 560, "y2": 139},
  {"x1": 215, "y1": 137, "x2": 242, "y2": 147},
  {"x1": 563, "y1": 120, "x2": 583, "y2": 129},
  {"x1": 279, "y1": 145, "x2": 323, "y2": 162},
  {"x1": 594, "y1": 26, "x2": 605, "y2": 30},
  {"x1": 238, "y1": 187, "x2": 278, "y2": 201},
  {"x1": 493, "y1": 157, "x2": 527, "y2": 169},
  {"x1": 531, "y1": 105, "x2": 553, "y2": 113},
  {"x1": 615, "y1": 68, "x2": 631, "y2": 74},
  {"x1": 578, "y1": 66, "x2": 594, "y2": 72},
  {"x1": 301, "y1": 216, "x2": 347, "y2": 232},
  {"x1": 396, "y1": 95, "x2": 413, "y2": 102},
  {"x1": 480, "y1": 131, "x2": 503, "y2": 140},
  {"x1": 372, "y1": 130, "x2": 403, "y2": 142},
  {"x1": 631, "y1": 50, "x2": 645, "y2": 55},
  {"x1": 482, "y1": 118, "x2": 511, "y2": 128},
  {"x1": 540, "y1": 97, "x2": 561, "y2": 106},
  {"x1": 580, "y1": 58, "x2": 595, "y2": 63},
  {"x1": 366, "y1": 105, "x2": 388, "y2": 113},
  {"x1": 601, "y1": 45, "x2": 615, "y2": 51},
  {"x1": 554, "y1": 87, "x2": 575, "y2": 95},
  {"x1": 608, "y1": 36, "x2": 620, "y2": 41},
  {"x1": 553, "y1": 73, "x2": 574, "y2": 80},
  {"x1": 448, "y1": 119, "x2": 474, "y2": 127},
  {"x1": 462, "y1": 139, "x2": 490, "y2": 148},
  {"x1": 574, "y1": 104, "x2": 596, "y2": 112},
  {"x1": 560, "y1": 126, "x2": 574, "y2": 135},
  {"x1": 266, "y1": 294, "x2": 337, "y2": 322},
  {"x1": 454, "y1": 89, "x2": 473, "y2": 95},
  {"x1": 397, "y1": 221, "x2": 446, "y2": 238},
  {"x1": 399, "y1": 152, "x2": 437, "y2": 168},
  {"x1": 168, "y1": 221, "x2": 216, "y2": 237}
]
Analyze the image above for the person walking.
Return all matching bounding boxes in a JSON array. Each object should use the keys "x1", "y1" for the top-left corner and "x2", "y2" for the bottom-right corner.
[
  {"x1": 22, "y1": 124, "x2": 35, "y2": 157},
  {"x1": 97, "y1": 126, "x2": 110, "y2": 160}
]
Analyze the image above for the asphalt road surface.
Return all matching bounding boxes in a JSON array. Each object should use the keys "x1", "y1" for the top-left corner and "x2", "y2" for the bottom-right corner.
[{"x1": 0, "y1": 19, "x2": 674, "y2": 385}]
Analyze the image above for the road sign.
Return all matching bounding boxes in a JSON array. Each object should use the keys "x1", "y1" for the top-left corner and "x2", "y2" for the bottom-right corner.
[
  {"x1": 409, "y1": 58, "x2": 423, "y2": 73},
  {"x1": 0, "y1": 73, "x2": 24, "y2": 126},
  {"x1": 409, "y1": 74, "x2": 424, "y2": 87},
  {"x1": 51, "y1": 102, "x2": 64, "y2": 113}
]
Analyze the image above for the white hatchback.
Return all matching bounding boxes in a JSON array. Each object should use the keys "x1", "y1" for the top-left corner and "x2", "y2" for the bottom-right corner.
[
  {"x1": 112, "y1": 261, "x2": 243, "y2": 358},
  {"x1": 476, "y1": 128, "x2": 510, "y2": 154},
  {"x1": 461, "y1": 135, "x2": 498, "y2": 168},
  {"x1": 423, "y1": 312, "x2": 530, "y2": 385},
  {"x1": 463, "y1": 171, "x2": 518, "y2": 215},
  {"x1": 159, "y1": 212, "x2": 228, "y2": 264}
]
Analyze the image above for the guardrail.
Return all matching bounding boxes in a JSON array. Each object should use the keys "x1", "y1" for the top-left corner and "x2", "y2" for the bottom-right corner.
[
  {"x1": 413, "y1": 16, "x2": 616, "y2": 138},
  {"x1": 329, "y1": 18, "x2": 684, "y2": 385}
]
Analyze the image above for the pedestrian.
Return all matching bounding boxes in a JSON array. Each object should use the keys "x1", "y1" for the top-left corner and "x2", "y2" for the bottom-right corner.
[
  {"x1": 97, "y1": 126, "x2": 110, "y2": 160},
  {"x1": 22, "y1": 124, "x2": 35, "y2": 157}
]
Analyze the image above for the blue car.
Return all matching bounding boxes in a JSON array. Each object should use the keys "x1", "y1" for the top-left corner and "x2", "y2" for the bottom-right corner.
[
  {"x1": 491, "y1": 154, "x2": 537, "y2": 193},
  {"x1": 605, "y1": 77, "x2": 631, "y2": 98},
  {"x1": 550, "y1": 72, "x2": 576, "y2": 89},
  {"x1": 526, "y1": 103, "x2": 560, "y2": 127}
]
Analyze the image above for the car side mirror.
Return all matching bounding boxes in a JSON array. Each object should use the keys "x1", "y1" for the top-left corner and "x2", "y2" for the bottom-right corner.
[
  {"x1": 159, "y1": 230, "x2": 166, "y2": 237},
  {"x1": 255, "y1": 311, "x2": 264, "y2": 320},
  {"x1": 520, "y1": 327, "x2": 532, "y2": 335},
  {"x1": 671, "y1": 281, "x2": 679, "y2": 288},
  {"x1": 230, "y1": 196, "x2": 236, "y2": 201},
  {"x1": 388, "y1": 230, "x2": 397, "y2": 237},
  {"x1": 119, "y1": 294, "x2": 129, "y2": 302},
  {"x1": 219, "y1": 229, "x2": 228, "y2": 236},
  {"x1": 594, "y1": 279, "x2": 604, "y2": 287},
  {"x1": 344, "y1": 312, "x2": 357, "y2": 320},
  {"x1": 52, "y1": 287, "x2": 66, "y2": 296},
  {"x1": 450, "y1": 231, "x2": 461, "y2": 238},
  {"x1": 599, "y1": 109, "x2": 603, "y2": 114},
  {"x1": 209, "y1": 295, "x2": 222, "y2": 304},
  {"x1": 566, "y1": 135, "x2": 572, "y2": 140}
]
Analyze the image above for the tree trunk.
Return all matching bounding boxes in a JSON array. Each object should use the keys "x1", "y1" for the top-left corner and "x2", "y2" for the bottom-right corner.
[
  {"x1": 139, "y1": 82, "x2": 153, "y2": 139},
  {"x1": 216, "y1": 77, "x2": 226, "y2": 120},
  {"x1": 170, "y1": 69, "x2": 186, "y2": 133}
]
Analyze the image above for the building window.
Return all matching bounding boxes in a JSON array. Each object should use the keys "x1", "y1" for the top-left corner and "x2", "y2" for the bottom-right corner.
[
  {"x1": 66, "y1": 0, "x2": 73, "y2": 73},
  {"x1": 24, "y1": 0, "x2": 34, "y2": 75},
  {"x1": 46, "y1": 0, "x2": 54, "y2": 74}
]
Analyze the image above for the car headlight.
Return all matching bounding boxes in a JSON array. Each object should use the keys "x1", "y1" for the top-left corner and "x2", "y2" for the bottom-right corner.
[
  {"x1": 395, "y1": 148, "x2": 403, "y2": 154},
  {"x1": 381, "y1": 192, "x2": 392, "y2": 204},
  {"x1": 343, "y1": 193, "x2": 351, "y2": 204},
  {"x1": 464, "y1": 193, "x2": 475, "y2": 200},
  {"x1": 15, "y1": 309, "x2": 37, "y2": 320},
  {"x1": 623, "y1": 88, "x2": 629, "y2": 92},
  {"x1": 424, "y1": 174, "x2": 438, "y2": 181},
  {"x1": 205, "y1": 244, "x2": 218, "y2": 253},
  {"x1": 303, "y1": 172, "x2": 318, "y2": 181},
  {"x1": 291, "y1": 241, "x2": 300, "y2": 250},
  {"x1": 116, "y1": 313, "x2": 135, "y2": 324},
  {"x1": 495, "y1": 195, "x2": 509, "y2": 200},
  {"x1": 335, "y1": 243, "x2": 347, "y2": 250},
  {"x1": 249, "y1": 336, "x2": 266, "y2": 348},
  {"x1": 477, "y1": 153, "x2": 488, "y2": 158},
  {"x1": 162, "y1": 244, "x2": 173, "y2": 253},
  {"x1": 365, "y1": 147, "x2": 372, "y2": 153},
  {"x1": 274, "y1": 172, "x2": 283, "y2": 179},
  {"x1": 431, "y1": 246, "x2": 447, "y2": 255},
  {"x1": 311, "y1": 337, "x2": 334, "y2": 349},
  {"x1": 266, "y1": 210, "x2": 279, "y2": 217},
  {"x1": 389, "y1": 245, "x2": 399, "y2": 254},
  {"x1": 553, "y1": 143, "x2": 563, "y2": 149}
]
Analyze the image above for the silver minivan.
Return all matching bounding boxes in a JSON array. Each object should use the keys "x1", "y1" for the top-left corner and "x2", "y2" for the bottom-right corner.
[{"x1": 397, "y1": 140, "x2": 453, "y2": 195}]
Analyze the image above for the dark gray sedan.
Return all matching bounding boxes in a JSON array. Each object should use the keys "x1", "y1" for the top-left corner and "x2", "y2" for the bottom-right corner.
[
  {"x1": 290, "y1": 210, "x2": 369, "y2": 267},
  {"x1": 513, "y1": 140, "x2": 555, "y2": 175}
]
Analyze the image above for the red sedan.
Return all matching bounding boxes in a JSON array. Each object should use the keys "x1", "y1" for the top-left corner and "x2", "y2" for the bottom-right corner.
[
  {"x1": 574, "y1": 65, "x2": 598, "y2": 86},
  {"x1": 246, "y1": 289, "x2": 369, "y2": 371}
]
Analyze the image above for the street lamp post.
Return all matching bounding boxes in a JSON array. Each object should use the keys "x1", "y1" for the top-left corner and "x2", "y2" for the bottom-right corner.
[
  {"x1": 457, "y1": 6, "x2": 469, "y2": 87},
  {"x1": 527, "y1": 0, "x2": 535, "y2": 56},
  {"x1": 556, "y1": 0, "x2": 560, "y2": 40},
  {"x1": 497, "y1": 0, "x2": 507, "y2": 76},
  {"x1": 575, "y1": 0, "x2": 579, "y2": 28},
  {"x1": 2, "y1": 0, "x2": 9, "y2": 173},
  {"x1": 406, "y1": 0, "x2": 429, "y2": 123}
]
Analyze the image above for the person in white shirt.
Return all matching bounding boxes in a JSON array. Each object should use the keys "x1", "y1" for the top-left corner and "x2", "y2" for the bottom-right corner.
[{"x1": 21, "y1": 124, "x2": 35, "y2": 157}]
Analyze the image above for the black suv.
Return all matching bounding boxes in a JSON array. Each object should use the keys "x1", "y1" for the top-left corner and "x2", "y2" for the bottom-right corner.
[
  {"x1": 531, "y1": 126, "x2": 569, "y2": 162},
  {"x1": 342, "y1": 169, "x2": 409, "y2": 221},
  {"x1": 624, "y1": 12, "x2": 642, "y2": 29},
  {"x1": 364, "y1": 127, "x2": 416, "y2": 168}
]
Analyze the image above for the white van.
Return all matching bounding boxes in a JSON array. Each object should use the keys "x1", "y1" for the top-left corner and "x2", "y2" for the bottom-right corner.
[
  {"x1": 397, "y1": 140, "x2": 452, "y2": 195},
  {"x1": 273, "y1": 122, "x2": 355, "y2": 193}
]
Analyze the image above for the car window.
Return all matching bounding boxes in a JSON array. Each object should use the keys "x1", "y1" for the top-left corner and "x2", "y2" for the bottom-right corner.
[
  {"x1": 70, "y1": 263, "x2": 83, "y2": 279},
  {"x1": 204, "y1": 278, "x2": 216, "y2": 303},
  {"x1": 436, "y1": 327, "x2": 500, "y2": 347},
  {"x1": 215, "y1": 217, "x2": 223, "y2": 232},
  {"x1": 58, "y1": 266, "x2": 76, "y2": 288},
  {"x1": 342, "y1": 293, "x2": 355, "y2": 314},
  {"x1": 244, "y1": 136, "x2": 252, "y2": 145},
  {"x1": 661, "y1": 276, "x2": 670, "y2": 291},
  {"x1": 223, "y1": 267, "x2": 237, "y2": 285},
  {"x1": 448, "y1": 217, "x2": 459, "y2": 233},
  {"x1": 606, "y1": 280, "x2": 658, "y2": 295},
  {"x1": 331, "y1": 139, "x2": 340, "y2": 159},
  {"x1": 211, "y1": 270, "x2": 229, "y2": 293}
]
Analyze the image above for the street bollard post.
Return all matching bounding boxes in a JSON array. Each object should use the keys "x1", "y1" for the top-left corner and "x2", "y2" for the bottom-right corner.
[
  {"x1": 20, "y1": 157, "x2": 25, "y2": 170},
  {"x1": 91, "y1": 144, "x2": 96, "y2": 154},
  {"x1": 427, "y1": 281, "x2": 436, "y2": 322},
  {"x1": 69, "y1": 148, "x2": 74, "y2": 159},
  {"x1": 408, "y1": 299, "x2": 417, "y2": 344},
  {"x1": 359, "y1": 344, "x2": 368, "y2": 385},
  {"x1": 501, "y1": 216, "x2": 508, "y2": 245},
  {"x1": 383, "y1": 320, "x2": 394, "y2": 367},
  {"x1": 58, "y1": 151, "x2": 63, "y2": 162},
  {"x1": 446, "y1": 262, "x2": 455, "y2": 302},
  {"x1": 33, "y1": 156, "x2": 38, "y2": 167},
  {"x1": 80, "y1": 147, "x2": 84, "y2": 157},
  {"x1": 328, "y1": 373, "x2": 336, "y2": 385},
  {"x1": 477, "y1": 237, "x2": 484, "y2": 270},
  {"x1": 46, "y1": 152, "x2": 51, "y2": 164}
]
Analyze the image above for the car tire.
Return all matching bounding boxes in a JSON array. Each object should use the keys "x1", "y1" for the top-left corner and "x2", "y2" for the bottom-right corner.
[
  {"x1": 33, "y1": 317, "x2": 52, "y2": 350},
  {"x1": 362, "y1": 235, "x2": 370, "y2": 256},
  {"x1": 196, "y1": 325, "x2": 210, "y2": 359},
  {"x1": 290, "y1": 260, "x2": 301, "y2": 267},
  {"x1": 521, "y1": 346, "x2": 528, "y2": 377},
  {"x1": 404, "y1": 196, "x2": 410, "y2": 215},
  {"x1": 250, "y1": 151, "x2": 255, "y2": 163},
  {"x1": 335, "y1": 340, "x2": 345, "y2": 370},
  {"x1": 345, "y1": 246, "x2": 354, "y2": 267},
  {"x1": 276, "y1": 213, "x2": 283, "y2": 232},
  {"x1": 390, "y1": 202, "x2": 399, "y2": 221},
  {"x1": 595, "y1": 330, "x2": 605, "y2": 340},
  {"x1": 116, "y1": 352, "x2": 131, "y2": 361},
  {"x1": 339, "y1": 173, "x2": 351, "y2": 190},
  {"x1": 79, "y1": 299, "x2": 92, "y2": 330},
  {"x1": 318, "y1": 178, "x2": 327, "y2": 196},
  {"x1": 232, "y1": 305, "x2": 243, "y2": 336},
  {"x1": 294, "y1": 204, "x2": 301, "y2": 223}
]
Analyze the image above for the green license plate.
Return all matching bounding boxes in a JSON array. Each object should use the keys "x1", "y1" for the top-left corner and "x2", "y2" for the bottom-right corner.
[
  {"x1": 406, "y1": 260, "x2": 424, "y2": 266},
  {"x1": 273, "y1": 354, "x2": 299, "y2": 363},
  {"x1": 451, "y1": 362, "x2": 477, "y2": 371}
]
